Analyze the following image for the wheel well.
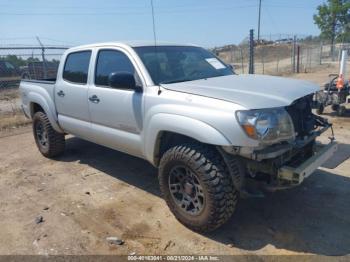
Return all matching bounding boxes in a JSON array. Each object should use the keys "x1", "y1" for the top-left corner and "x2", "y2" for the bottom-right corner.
[
  {"x1": 30, "y1": 103, "x2": 44, "y2": 117},
  {"x1": 154, "y1": 131, "x2": 203, "y2": 166}
]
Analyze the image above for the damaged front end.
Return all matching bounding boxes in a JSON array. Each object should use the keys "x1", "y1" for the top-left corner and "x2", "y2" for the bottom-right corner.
[{"x1": 221, "y1": 95, "x2": 337, "y2": 194}]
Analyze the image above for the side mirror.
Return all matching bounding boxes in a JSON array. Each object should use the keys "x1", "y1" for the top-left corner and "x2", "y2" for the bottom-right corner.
[{"x1": 108, "y1": 72, "x2": 142, "y2": 92}]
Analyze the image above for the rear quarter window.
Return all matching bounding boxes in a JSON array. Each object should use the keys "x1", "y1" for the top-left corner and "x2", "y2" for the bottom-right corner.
[{"x1": 63, "y1": 51, "x2": 91, "y2": 84}]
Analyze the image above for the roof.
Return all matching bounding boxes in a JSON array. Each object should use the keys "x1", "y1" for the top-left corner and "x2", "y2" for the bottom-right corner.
[
  {"x1": 122, "y1": 41, "x2": 198, "y2": 47},
  {"x1": 67, "y1": 41, "x2": 199, "y2": 51}
]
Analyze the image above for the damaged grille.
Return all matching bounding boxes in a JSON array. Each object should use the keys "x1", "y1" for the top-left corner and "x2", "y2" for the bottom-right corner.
[{"x1": 285, "y1": 95, "x2": 316, "y2": 137}]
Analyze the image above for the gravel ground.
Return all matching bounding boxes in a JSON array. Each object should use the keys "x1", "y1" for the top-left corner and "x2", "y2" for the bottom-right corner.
[{"x1": 0, "y1": 70, "x2": 349, "y2": 257}]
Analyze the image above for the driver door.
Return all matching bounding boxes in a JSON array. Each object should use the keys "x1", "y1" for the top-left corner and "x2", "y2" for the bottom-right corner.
[{"x1": 87, "y1": 48, "x2": 144, "y2": 157}]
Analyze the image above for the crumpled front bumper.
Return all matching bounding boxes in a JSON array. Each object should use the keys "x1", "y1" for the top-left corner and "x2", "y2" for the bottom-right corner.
[
  {"x1": 221, "y1": 120, "x2": 337, "y2": 192},
  {"x1": 277, "y1": 141, "x2": 337, "y2": 185}
]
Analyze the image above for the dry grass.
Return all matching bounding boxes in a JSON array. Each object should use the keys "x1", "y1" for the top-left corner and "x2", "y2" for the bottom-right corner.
[
  {"x1": 0, "y1": 89, "x2": 20, "y2": 101},
  {"x1": 0, "y1": 111, "x2": 31, "y2": 131},
  {"x1": 0, "y1": 89, "x2": 30, "y2": 131}
]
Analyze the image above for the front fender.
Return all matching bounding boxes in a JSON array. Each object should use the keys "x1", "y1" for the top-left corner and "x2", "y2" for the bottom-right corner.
[
  {"x1": 144, "y1": 113, "x2": 231, "y2": 165},
  {"x1": 28, "y1": 92, "x2": 63, "y2": 133}
]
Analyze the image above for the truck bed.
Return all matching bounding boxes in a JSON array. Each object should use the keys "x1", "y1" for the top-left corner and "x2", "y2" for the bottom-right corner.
[
  {"x1": 20, "y1": 78, "x2": 57, "y2": 122},
  {"x1": 21, "y1": 78, "x2": 56, "y2": 84}
]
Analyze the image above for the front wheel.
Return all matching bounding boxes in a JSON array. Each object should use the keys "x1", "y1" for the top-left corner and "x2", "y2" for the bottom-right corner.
[
  {"x1": 32, "y1": 111, "x2": 65, "y2": 158},
  {"x1": 158, "y1": 143, "x2": 238, "y2": 232}
]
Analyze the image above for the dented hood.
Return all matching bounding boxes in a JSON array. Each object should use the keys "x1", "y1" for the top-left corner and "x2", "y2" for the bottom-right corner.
[{"x1": 162, "y1": 74, "x2": 320, "y2": 109}]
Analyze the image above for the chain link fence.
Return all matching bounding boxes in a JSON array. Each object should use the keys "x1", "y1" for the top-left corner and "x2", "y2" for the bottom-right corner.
[
  {"x1": 216, "y1": 34, "x2": 350, "y2": 76},
  {"x1": 0, "y1": 45, "x2": 68, "y2": 132},
  {"x1": 1, "y1": 37, "x2": 349, "y2": 132}
]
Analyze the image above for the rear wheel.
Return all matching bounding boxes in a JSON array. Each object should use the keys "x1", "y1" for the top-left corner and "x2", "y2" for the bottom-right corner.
[
  {"x1": 32, "y1": 111, "x2": 65, "y2": 158},
  {"x1": 158, "y1": 143, "x2": 237, "y2": 232}
]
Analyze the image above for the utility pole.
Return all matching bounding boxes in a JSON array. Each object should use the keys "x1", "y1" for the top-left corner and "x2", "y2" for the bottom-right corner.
[
  {"x1": 292, "y1": 35, "x2": 296, "y2": 73},
  {"x1": 257, "y1": 0, "x2": 262, "y2": 41},
  {"x1": 249, "y1": 29, "x2": 255, "y2": 74},
  {"x1": 296, "y1": 45, "x2": 300, "y2": 73}
]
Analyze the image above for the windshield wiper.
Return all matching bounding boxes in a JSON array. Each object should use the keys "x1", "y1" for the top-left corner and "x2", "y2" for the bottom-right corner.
[{"x1": 160, "y1": 78, "x2": 193, "y2": 85}]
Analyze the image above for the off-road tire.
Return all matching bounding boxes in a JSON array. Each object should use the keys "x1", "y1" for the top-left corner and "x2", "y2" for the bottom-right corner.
[
  {"x1": 158, "y1": 143, "x2": 238, "y2": 232},
  {"x1": 32, "y1": 111, "x2": 65, "y2": 158}
]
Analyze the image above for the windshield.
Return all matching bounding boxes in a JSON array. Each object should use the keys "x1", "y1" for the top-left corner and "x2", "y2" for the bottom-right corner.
[{"x1": 134, "y1": 46, "x2": 234, "y2": 85}]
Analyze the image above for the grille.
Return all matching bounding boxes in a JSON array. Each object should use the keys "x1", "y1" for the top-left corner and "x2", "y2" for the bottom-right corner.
[{"x1": 285, "y1": 95, "x2": 316, "y2": 137}]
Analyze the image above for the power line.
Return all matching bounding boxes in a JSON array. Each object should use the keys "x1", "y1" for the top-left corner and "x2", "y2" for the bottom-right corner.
[
  {"x1": 39, "y1": 37, "x2": 78, "y2": 45},
  {"x1": 0, "y1": 36, "x2": 76, "y2": 46},
  {"x1": 0, "y1": 4, "x2": 259, "y2": 16},
  {"x1": 264, "y1": 5, "x2": 280, "y2": 34},
  {"x1": 0, "y1": 3, "x2": 256, "y2": 10},
  {"x1": 0, "y1": 47, "x2": 69, "y2": 50},
  {"x1": 264, "y1": 4, "x2": 317, "y2": 9},
  {"x1": 0, "y1": 1, "x2": 316, "y2": 16},
  {"x1": 0, "y1": 37, "x2": 35, "y2": 40},
  {"x1": 0, "y1": 3, "x2": 149, "y2": 9}
]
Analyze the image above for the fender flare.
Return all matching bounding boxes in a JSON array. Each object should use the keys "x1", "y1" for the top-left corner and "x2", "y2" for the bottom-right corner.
[
  {"x1": 144, "y1": 113, "x2": 231, "y2": 165},
  {"x1": 28, "y1": 92, "x2": 64, "y2": 133}
]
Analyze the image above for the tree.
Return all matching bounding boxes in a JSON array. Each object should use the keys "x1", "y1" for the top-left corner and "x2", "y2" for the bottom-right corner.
[
  {"x1": 313, "y1": 0, "x2": 350, "y2": 59},
  {"x1": 4, "y1": 55, "x2": 26, "y2": 67}
]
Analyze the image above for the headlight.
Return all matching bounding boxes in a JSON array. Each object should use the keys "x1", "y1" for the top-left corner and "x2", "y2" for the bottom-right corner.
[{"x1": 236, "y1": 108, "x2": 295, "y2": 144}]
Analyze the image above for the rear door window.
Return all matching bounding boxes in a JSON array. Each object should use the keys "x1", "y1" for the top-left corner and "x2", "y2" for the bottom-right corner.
[{"x1": 63, "y1": 51, "x2": 91, "y2": 84}]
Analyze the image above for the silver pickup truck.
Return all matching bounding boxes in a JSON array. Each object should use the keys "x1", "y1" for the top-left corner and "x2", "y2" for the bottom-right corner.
[{"x1": 20, "y1": 42, "x2": 337, "y2": 232}]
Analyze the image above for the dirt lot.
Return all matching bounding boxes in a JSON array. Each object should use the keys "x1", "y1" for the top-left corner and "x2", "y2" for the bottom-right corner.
[
  {"x1": 0, "y1": 89, "x2": 30, "y2": 131},
  {"x1": 0, "y1": 69, "x2": 350, "y2": 257}
]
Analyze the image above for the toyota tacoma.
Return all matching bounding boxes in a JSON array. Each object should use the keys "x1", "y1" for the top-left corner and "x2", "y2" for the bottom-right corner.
[{"x1": 20, "y1": 42, "x2": 337, "y2": 232}]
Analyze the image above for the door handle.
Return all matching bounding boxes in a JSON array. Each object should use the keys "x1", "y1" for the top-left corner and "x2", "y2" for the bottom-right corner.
[
  {"x1": 89, "y1": 95, "x2": 100, "y2": 103},
  {"x1": 57, "y1": 90, "x2": 65, "y2": 97}
]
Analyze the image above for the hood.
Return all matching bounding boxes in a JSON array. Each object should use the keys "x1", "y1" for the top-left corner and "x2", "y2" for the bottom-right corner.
[{"x1": 162, "y1": 74, "x2": 320, "y2": 109}]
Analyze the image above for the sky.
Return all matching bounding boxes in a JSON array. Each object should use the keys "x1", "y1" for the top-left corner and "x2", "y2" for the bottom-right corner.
[{"x1": 0, "y1": 0, "x2": 325, "y2": 48}]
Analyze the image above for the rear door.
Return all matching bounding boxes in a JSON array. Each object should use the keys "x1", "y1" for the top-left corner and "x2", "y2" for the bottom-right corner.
[
  {"x1": 87, "y1": 48, "x2": 144, "y2": 157},
  {"x1": 55, "y1": 50, "x2": 93, "y2": 139}
]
